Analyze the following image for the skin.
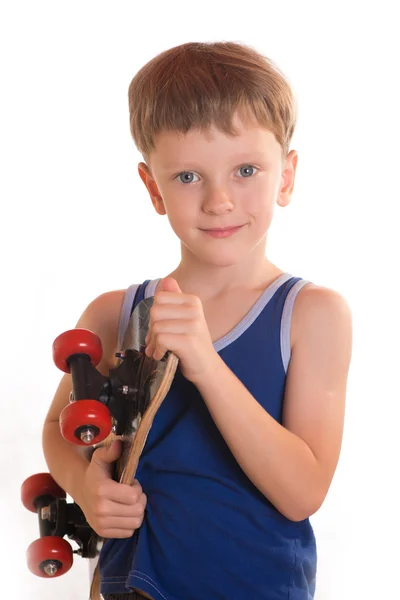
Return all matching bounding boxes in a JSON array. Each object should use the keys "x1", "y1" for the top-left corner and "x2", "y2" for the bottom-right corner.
[{"x1": 42, "y1": 112, "x2": 352, "y2": 536}]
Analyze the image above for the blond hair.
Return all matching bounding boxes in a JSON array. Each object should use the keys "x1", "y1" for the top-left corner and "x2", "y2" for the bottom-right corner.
[{"x1": 128, "y1": 41, "x2": 297, "y2": 161}]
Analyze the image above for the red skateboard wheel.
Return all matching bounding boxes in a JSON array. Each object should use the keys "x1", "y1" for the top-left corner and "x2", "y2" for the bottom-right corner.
[
  {"x1": 60, "y1": 399, "x2": 112, "y2": 445},
  {"x1": 26, "y1": 536, "x2": 73, "y2": 577},
  {"x1": 52, "y1": 329, "x2": 103, "y2": 373},
  {"x1": 21, "y1": 473, "x2": 66, "y2": 513}
]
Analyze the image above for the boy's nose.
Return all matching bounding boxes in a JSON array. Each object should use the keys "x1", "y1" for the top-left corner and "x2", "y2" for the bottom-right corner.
[{"x1": 202, "y1": 188, "x2": 234, "y2": 214}]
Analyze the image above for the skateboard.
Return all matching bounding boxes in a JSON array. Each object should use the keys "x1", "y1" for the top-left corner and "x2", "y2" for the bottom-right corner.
[{"x1": 21, "y1": 296, "x2": 179, "y2": 589}]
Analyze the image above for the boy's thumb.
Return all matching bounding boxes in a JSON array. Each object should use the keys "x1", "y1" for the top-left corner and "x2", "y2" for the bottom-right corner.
[
  {"x1": 92, "y1": 440, "x2": 122, "y2": 466},
  {"x1": 159, "y1": 276, "x2": 182, "y2": 294}
]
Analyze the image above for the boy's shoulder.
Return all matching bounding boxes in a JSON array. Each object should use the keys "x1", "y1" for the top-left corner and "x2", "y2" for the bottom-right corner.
[
  {"x1": 75, "y1": 289, "x2": 128, "y2": 369},
  {"x1": 78, "y1": 289, "x2": 127, "y2": 326},
  {"x1": 291, "y1": 282, "x2": 352, "y2": 349}
]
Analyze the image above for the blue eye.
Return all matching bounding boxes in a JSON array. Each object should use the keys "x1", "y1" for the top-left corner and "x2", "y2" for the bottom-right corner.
[
  {"x1": 238, "y1": 165, "x2": 257, "y2": 177},
  {"x1": 176, "y1": 172, "x2": 199, "y2": 184}
]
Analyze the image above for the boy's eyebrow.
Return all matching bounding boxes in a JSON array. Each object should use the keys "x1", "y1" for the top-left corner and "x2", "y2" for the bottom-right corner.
[
  {"x1": 160, "y1": 153, "x2": 272, "y2": 170},
  {"x1": 159, "y1": 163, "x2": 193, "y2": 171}
]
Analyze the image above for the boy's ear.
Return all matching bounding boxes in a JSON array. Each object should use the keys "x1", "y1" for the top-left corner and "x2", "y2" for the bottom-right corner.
[
  {"x1": 138, "y1": 162, "x2": 167, "y2": 215},
  {"x1": 277, "y1": 150, "x2": 298, "y2": 208}
]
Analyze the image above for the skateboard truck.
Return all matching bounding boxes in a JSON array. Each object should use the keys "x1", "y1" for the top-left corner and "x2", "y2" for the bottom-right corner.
[
  {"x1": 21, "y1": 473, "x2": 98, "y2": 577},
  {"x1": 52, "y1": 329, "x2": 145, "y2": 446}
]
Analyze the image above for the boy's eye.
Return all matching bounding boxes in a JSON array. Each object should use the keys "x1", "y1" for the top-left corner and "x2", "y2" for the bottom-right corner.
[
  {"x1": 175, "y1": 166, "x2": 257, "y2": 183},
  {"x1": 176, "y1": 172, "x2": 199, "y2": 184},
  {"x1": 237, "y1": 165, "x2": 257, "y2": 177}
]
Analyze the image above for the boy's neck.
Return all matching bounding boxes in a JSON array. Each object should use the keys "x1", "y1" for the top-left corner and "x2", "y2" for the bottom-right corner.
[{"x1": 166, "y1": 244, "x2": 284, "y2": 301}]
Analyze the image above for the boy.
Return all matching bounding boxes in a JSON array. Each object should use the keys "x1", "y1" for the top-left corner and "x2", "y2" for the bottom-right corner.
[{"x1": 43, "y1": 41, "x2": 352, "y2": 599}]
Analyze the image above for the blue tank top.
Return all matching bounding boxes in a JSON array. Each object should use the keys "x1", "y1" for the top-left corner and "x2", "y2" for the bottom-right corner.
[{"x1": 100, "y1": 273, "x2": 317, "y2": 599}]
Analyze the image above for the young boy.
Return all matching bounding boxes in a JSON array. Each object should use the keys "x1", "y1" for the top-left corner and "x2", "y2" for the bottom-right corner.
[{"x1": 42, "y1": 41, "x2": 352, "y2": 600}]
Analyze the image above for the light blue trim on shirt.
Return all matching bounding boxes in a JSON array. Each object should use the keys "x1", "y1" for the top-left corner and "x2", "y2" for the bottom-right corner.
[
  {"x1": 280, "y1": 279, "x2": 312, "y2": 373},
  {"x1": 212, "y1": 272, "x2": 294, "y2": 353},
  {"x1": 117, "y1": 283, "x2": 140, "y2": 351}
]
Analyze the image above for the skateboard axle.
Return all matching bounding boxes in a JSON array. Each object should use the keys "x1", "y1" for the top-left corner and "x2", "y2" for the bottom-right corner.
[
  {"x1": 43, "y1": 561, "x2": 58, "y2": 576},
  {"x1": 41, "y1": 506, "x2": 52, "y2": 521},
  {"x1": 80, "y1": 427, "x2": 96, "y2": 444}
]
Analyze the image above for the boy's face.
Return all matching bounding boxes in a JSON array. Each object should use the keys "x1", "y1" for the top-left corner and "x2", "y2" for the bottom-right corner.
[{"x1": 138, "y1": 112, "x2": 297, "y2": 268}]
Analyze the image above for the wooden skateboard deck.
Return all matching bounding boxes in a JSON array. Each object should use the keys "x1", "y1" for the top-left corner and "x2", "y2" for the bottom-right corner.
[{"x1": 115, "y1": 296, "x2": 179, "y2": 483}]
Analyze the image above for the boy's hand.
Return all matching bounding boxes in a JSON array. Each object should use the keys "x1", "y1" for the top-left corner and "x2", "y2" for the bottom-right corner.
[
  {"x1": 76, "y1": 440, "x2": 146, "y2": 539},
  {"x1": 144, "y1": 277, "x2": 219, "y2": 385}
]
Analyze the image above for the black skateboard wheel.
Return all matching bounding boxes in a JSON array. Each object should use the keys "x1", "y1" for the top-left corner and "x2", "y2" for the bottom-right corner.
[
  {"x1": 53, "y1": 329, "x2": 103, "y2": 373},
  {"x1": 21, "y1": 473, "x2": 66, "y2": 513},
  {"x1": 26, "y1": 536, "x2": 73, "y2": 577},
  {"x1": 60, "y1": 399, "x2": 112, "y2": 445}
]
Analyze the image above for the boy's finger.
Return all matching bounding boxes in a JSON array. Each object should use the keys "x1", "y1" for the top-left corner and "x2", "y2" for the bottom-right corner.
[{"x1": 99, "y1": 481, "x2": 144, "y2": 505}]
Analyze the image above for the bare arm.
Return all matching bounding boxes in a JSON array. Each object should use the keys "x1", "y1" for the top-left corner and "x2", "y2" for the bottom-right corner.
[{"x1": 195, "y1": 286, "x2": 352, "y2": 521}]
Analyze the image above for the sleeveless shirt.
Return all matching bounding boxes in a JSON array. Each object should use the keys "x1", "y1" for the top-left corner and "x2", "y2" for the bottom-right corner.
[{"x1": 99, "y1": 273, "x2": 317, "y2": 599}]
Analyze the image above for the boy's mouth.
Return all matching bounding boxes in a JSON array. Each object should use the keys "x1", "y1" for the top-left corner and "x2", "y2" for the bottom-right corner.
[{"x1": 199, "y1": 225, "x2": 244, "y2": 238}]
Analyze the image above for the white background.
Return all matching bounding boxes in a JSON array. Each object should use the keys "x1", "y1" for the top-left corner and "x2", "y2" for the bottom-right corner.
[{"x1": 1, "y1": 1, "x2": 399, "y2": 598}]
